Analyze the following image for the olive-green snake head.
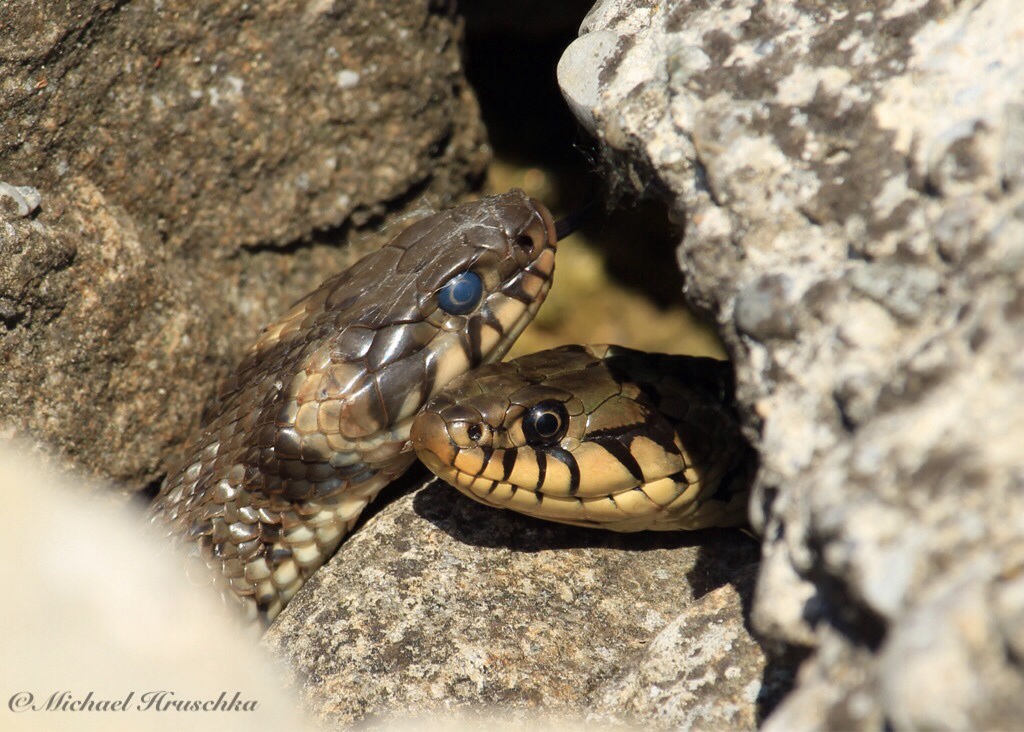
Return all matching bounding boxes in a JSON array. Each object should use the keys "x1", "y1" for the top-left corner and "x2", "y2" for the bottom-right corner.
[{"x1": 410, "y1": 345, "x2": 753, "y2": 531}]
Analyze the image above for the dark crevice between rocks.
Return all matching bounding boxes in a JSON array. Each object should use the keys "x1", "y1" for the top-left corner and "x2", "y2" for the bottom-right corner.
[
  {"x1": 723, "y1": 551, "x2": 805, "y2": 724},
  {"x1": 463, "y1": 15, "x2": 700, "y2": 312},
  {"x1": 754, "y1": 631, "x2": 807, "y2": 723},
  {"x1": 461, "y1": 11, "x2": 593, "y2": 188}
]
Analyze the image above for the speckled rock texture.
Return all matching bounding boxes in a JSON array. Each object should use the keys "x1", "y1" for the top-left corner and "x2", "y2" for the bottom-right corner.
[
  {"x1": 559, "y1": 0, "x2": 1024, "y2": 727},
  {"x1": 590, "y1": 564, "x2": 792, "y2": 729},
  {"x1": 263, "y1": 479, "x2": 761, "y2": 727},
  {"x1": 0, "y1": 0, "x2": 486, "y2": 489}
]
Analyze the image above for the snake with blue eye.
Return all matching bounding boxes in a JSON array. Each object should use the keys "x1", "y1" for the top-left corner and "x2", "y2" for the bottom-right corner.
[{"x1": 149, "y1": 189, "x2": 753, "y2": 625}]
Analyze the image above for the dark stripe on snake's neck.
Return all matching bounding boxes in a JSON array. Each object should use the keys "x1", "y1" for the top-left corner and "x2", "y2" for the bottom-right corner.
[
  {"x1": 590, "y1": 418, "x2": 680, "y2": 459},
  {"x1": 456, "y1": 329, "x2": 474, "y2": 365},
  {"x1": 666, "y1": 469, "x2": 691, "y2": 488},
  {"x1": 501, "y1": 448, "x2": 518, "y2": 481},
  {"x1": 528, "y1": 260, "x2": 553, "y2": 282},
  {"x1": 594, "y1": 437, "x2": 645, "y2": 483},
  {"x1": 639, "y1": 420, "x2": 682, "y2": 456},
  {"x1": 588, "y1": 423, "x2": 641, "y2": 441},
  {"x1": 501, "y1": 273, "x2": 536, "y2": 304},
  {"x1": 547, "y1": 446, "x2": 581, "y2": 495},
  {"x1": 632, "y1": 379, "x2": 664, "y2": 411}
]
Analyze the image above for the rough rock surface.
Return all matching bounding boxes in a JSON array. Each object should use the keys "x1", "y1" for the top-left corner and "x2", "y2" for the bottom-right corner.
[
  {"x1": 590, "y1": 564, "x2": 791, "y2": 729},
  {"x1": 263, "y1": 478, "x2": 762, "y2": 727},
  {"x1": 0, "y1": 0, "x2": 486, "y2": 488},
  {"x1": 559, "y1": 0, "x2": 1024, "y2": 727}
]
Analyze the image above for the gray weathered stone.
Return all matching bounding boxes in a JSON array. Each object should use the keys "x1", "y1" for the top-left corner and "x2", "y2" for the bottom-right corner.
[
  {"x1": 559, "y1": 0, "x2": 1024, "y2": 727},
  {"x1": 590, "y1": 564, "x2": 786, "y2": 730}
]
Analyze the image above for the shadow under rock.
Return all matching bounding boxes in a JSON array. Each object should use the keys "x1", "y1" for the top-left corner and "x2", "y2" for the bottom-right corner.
[
  {"x1": 715, "y1": 561, "x2": 803, "y2": 722},
  {"x1": 412, "y1": 479, "x2": 760, "y2": 593}
]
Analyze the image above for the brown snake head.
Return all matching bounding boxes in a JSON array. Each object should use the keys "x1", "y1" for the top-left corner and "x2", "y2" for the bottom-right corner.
[
  {"x1": 150, "y1": 190, "x2": 557, "y2": 622},
  {"x1": 410, "y1": 345, "x2": 753, "y2": 531}
]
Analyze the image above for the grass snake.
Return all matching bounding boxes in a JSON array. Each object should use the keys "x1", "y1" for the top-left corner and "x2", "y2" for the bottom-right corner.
[
  {"x1": 411, "y1": 344, "x2": 752, "y2": 532},
  {"x1": 148, "y1": 190, "x2": 752, "y2": 624}
]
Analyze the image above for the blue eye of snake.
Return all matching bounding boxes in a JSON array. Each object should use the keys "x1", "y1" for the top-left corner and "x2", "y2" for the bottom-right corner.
[{"x1": 437, "y1": 271, "x2": 483, "y2": 315}]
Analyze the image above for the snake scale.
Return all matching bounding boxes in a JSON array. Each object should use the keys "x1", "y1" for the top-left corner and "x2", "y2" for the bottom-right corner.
[{"x1": 149, "y1": 190, "x2": 751, "y2": 624}]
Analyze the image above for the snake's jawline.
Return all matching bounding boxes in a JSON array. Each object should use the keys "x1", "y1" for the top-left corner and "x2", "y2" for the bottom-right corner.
[{"x1": 424, "y1": 456, "x2": 661, "y2": 531}]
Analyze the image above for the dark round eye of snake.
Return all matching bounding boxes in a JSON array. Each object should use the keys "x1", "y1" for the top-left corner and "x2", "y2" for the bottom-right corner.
[
  {"x1": 522, "y1": 399, "x2": 569, "y2": 446},
  {"x1": 437, "y1": 271, "x2": 483, "y2": 315}
]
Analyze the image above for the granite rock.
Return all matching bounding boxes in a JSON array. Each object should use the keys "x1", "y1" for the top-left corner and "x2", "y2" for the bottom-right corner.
[
  {"x1": 590, "y1": 564, "x2": 791, "y2": 730},
  {"x1": 263, "y1": 478, "x2": 763, "y2": 727}
]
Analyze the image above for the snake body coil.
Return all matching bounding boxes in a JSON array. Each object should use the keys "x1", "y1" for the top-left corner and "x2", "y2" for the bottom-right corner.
[
  {"x1": 149, "y1": 191, "x2": 557, "y2": 622},
  {"x1": 410, "y1": 345, "x2": 752, "y2": 531}
]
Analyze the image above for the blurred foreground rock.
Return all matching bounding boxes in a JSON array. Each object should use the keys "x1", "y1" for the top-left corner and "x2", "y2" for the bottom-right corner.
[
  {"x1": 559, "y1": 0, "x2": 1024, "y2": 727},
  {"x1": 0, "y1": 441, "x2": 312, "y2": 732}
]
